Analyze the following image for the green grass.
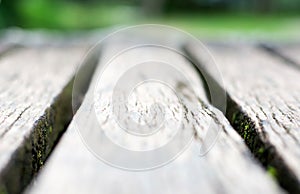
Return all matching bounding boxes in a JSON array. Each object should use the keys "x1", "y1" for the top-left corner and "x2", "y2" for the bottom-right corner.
[
  {"x1": 16, "y1": 1, "x2": 138, "y2": 29},
  {"x1": 149, "y1": 13, "x2": 300, "y2": 40},
  {"x1": 14, "y1": 0, "x2": 300, "y2": 40}
]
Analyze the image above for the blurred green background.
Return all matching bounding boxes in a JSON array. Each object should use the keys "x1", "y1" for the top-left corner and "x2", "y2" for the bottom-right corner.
[{"x1": 0, "y1": 0, "x2": 299, "y2": 40}]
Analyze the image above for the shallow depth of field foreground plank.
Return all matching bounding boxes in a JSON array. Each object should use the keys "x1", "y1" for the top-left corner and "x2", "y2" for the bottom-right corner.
[{"x1": 27, "y1": 42, "x2": 283, "y2": 194}]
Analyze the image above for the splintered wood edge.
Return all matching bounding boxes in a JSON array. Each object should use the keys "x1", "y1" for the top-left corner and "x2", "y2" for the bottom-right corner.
[{"x1": 26, "y1": 42, "x2": 283, "y2": 194}]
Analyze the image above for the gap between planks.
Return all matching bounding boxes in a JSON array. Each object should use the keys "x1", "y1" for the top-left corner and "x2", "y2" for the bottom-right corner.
[{"x1": 185, "y1": 42, "x2": 300, "y2": 194}]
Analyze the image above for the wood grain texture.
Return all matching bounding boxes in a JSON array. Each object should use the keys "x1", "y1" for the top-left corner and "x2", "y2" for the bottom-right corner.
[
  {"x1": 27, "y1": 42, "x2": 283, "y2": 194},
  {"x1": 0, "y1": 46, "x2": 88, "y2": 194},
  {"x1": 186, "y1": 43, "x2": 300, "y2": 194}
]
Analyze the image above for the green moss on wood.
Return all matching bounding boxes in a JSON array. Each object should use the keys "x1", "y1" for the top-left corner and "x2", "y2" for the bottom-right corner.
[
  {"x1": 227, "y1": 105, "x2": 300, "y2": 193},
  {"x1": 231, "y1": 111, "x2": 257, "y2": 149},
  {"x1": 0, "y1": 80, "x2": 75, "y2": 194},
  {"x1": 257, "y1": 147, "x2": 265, "y2": 154},
  {"x1": 267, "y1": 166, "x2": 278, "y2": 179}
]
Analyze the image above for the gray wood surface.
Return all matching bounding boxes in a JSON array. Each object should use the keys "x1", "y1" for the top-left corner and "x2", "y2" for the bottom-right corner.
[
  {"x1": 27, "y1": 42, "x2": 283, "y2": 194},
  {"x1": 186, "y1": 43, "x2": 300, "y2": 194},
  {"x1": 261, "y1": 44, "x2": 300, "y2": 71},
  {"x1": 0, "y1": 46, "x2": 88, "y2": 194},
  {"x1": 277, "y1": 45, "x2": 300, "y2": 67}
]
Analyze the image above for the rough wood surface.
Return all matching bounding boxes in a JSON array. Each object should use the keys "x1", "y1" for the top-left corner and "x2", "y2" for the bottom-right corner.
[
  {"x1": 260, "y1": 44, "x2": 300, "y2": 72},
  {"x1": 27, "y1": 42, "x2": 283, "y2": 194},
  {"x1": 186, "y1": 43, "x2": 300, "y2": 193},
  {"x1": 0, "y1": 46, "x2": 88, "y2": 194}
]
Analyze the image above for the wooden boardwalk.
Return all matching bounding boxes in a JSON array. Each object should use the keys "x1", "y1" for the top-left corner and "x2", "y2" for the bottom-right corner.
[{"x1": 0, "y1": 32, "x2": 299, "y2": 194}]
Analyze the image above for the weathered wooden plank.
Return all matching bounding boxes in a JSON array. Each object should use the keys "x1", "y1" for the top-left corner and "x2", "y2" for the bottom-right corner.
[
  {"x1": 0, "y1": 29, "x2": 105, "y2": 47},
  {"x1": 185, "y1": 43, "x2": 300, "y2": 194},
  {"x1": 280, "y1": 45, "x2": 300, "y2": 66},
  {"x1": 27, "y1": 42, "x2": 283, "y2": 194},
  {"x1": 0, "y1": 44, "x2": 16, "y2": 59},
  {"x1": 261, "y1": 43, "x2": 300, "y2": 71},
  {"x1": 0, "y1": 46, "x2": 91, "y2": 194}
]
